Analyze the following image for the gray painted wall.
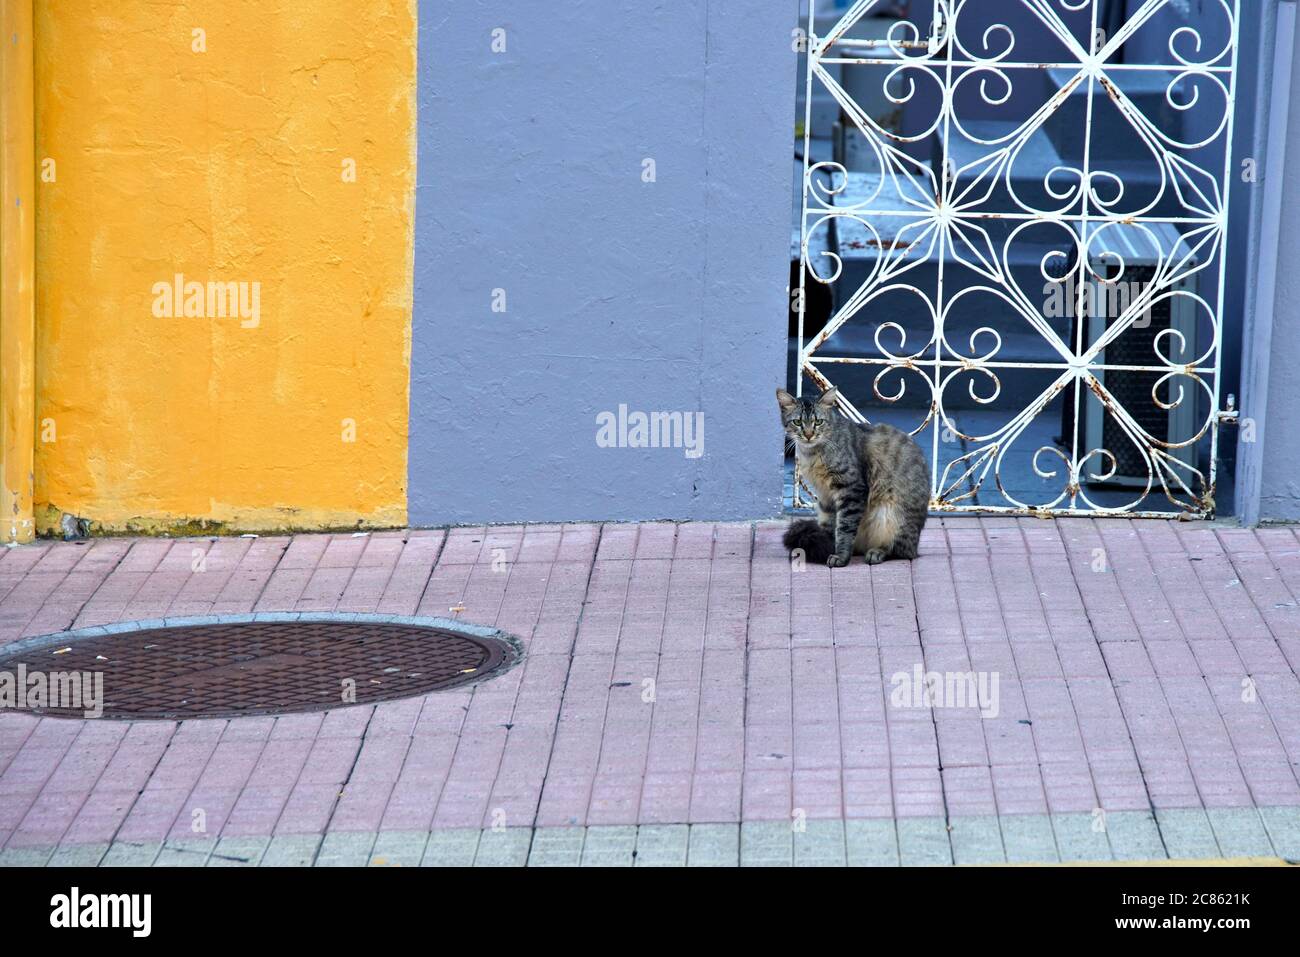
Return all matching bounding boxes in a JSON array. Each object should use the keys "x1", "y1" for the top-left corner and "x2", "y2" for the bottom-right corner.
[
  {"x1": 410, "y1": 1, "x2": 798, "y2": 525},
  {"x1": 1239, "y1": 1, "x2": 1300, "y2": 522}
]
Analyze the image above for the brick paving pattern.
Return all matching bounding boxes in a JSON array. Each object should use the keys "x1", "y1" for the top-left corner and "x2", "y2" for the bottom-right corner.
[{"x1": 1, "y1": 518, "x2": 1298, "y2": 865}]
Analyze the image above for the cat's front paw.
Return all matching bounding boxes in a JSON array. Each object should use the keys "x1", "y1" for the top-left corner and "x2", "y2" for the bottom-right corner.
[
  {"x1": 826, "y1": 554, "x2": 851, "y2": 568},
  {"x1": 864, "y1": 548, "x2": 888, "y2": 565}
]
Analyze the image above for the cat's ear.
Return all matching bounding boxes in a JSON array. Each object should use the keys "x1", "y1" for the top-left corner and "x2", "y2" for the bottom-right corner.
[
  {"x1": 776, "y1": 389, "x2": 797, "y2": 412},
  {"x1": 817, "y1": 387, "x2": 841, "y2": 409}
]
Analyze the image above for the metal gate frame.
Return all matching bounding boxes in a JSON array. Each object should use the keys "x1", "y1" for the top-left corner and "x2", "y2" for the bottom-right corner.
[{"x1": 795, "y1": 0, "x2": 1241, "y2": 518}]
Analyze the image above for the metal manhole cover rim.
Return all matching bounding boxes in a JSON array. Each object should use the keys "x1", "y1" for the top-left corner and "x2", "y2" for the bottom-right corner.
[{"x1": 0, "y1": 611, "x2": 525, "y2": 721}]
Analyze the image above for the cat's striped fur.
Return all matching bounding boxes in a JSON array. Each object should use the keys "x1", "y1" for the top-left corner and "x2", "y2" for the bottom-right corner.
[{"x1": 778, "y1": 387, "x2": 929, "y2": 566}]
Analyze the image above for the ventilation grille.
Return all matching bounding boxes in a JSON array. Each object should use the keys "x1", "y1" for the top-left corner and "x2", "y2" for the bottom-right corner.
[{"x1": 1098, "y1": 264, "x2": 1169, "y2": 480}]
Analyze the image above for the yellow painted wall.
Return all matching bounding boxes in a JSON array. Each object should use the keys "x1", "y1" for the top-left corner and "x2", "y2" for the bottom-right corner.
[{"x1": 33, "y1": 1, "x2": 416, "y2": 533}]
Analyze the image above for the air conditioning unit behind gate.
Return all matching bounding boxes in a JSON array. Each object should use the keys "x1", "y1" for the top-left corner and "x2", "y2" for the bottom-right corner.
[{"x1": 1073, "y1": 222, "x2": 1202, "y2": 488}]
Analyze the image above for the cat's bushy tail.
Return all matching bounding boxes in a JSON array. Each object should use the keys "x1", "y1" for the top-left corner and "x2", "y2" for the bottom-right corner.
[{"x1": 783, "y1": 518, "x2": 835, "y2": 564}]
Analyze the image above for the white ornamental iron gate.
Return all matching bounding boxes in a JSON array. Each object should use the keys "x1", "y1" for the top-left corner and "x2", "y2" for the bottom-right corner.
[{"x1": 795, "y1": 0, "x2": 1241, "y2": 517}]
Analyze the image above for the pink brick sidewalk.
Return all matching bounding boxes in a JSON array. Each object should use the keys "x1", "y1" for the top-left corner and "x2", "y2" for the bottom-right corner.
[{"x1": 1, "y1": 518, "x2": 1298, "y2": 853}]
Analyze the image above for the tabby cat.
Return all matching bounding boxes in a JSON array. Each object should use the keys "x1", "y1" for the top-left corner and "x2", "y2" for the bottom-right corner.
[{"x1": 778, "y1": 387, "x2": 929, "y2": 566}]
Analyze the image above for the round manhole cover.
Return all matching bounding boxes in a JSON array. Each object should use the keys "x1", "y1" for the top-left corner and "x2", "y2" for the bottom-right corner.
[{"x1": 0, "y1": 614, "x2": 521, "y2": 721}]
